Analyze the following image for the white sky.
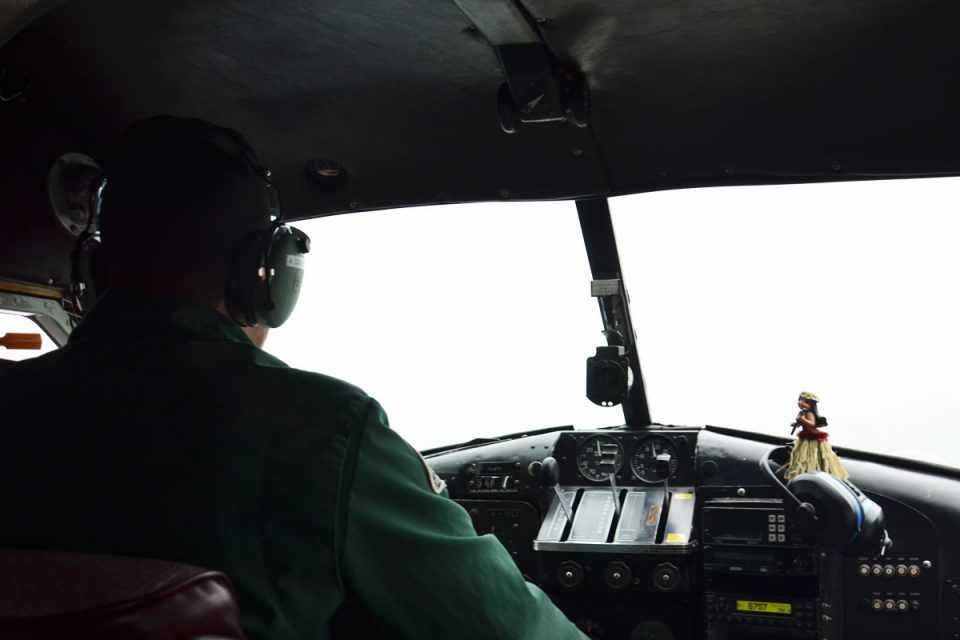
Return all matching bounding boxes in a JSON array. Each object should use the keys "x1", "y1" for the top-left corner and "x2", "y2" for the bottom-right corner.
[
  {"x1": 266, "y1": 177, "x2": 960, "y2": 466},
  {"x1": 4, "y1": 177, "x2": 958, "y2": 467}
]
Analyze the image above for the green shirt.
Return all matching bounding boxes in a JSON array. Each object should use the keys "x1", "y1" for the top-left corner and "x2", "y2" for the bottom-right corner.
[{"x1": 0, "y1": 294, "x2": 586, "y2": 640}]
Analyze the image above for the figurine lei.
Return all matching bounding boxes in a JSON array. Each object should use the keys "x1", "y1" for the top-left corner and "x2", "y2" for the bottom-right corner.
[{"x1": 785, "y1": 392, "x2": 849, "y2": 481}]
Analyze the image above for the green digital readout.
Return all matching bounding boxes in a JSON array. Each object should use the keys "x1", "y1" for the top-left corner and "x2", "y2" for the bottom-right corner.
[{"x1": 736, "y1": 600, "x2": 792, "y2": 615}]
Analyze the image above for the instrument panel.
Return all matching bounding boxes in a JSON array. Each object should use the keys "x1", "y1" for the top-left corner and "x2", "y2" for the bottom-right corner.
[
  {"x1": 427, "y1": 426, "x2": 951, "y2": 640},
  {"x1": 558, "y1": 431, "x2": 697, "y2": 486}
]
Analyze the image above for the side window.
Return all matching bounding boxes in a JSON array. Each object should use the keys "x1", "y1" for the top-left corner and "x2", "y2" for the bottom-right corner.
[{"x1": 0, "y1": 312, "x2": 57, "y2": 361}]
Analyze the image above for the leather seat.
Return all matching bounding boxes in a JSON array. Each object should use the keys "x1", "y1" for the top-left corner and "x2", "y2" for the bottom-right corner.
[{"x1": 0, "y1": 551, "x2": 246, "y2": 639}]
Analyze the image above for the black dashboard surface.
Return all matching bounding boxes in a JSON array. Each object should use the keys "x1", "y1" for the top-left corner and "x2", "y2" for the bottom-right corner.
[{"x1": 425, "y1": 426, "x2": 959, "y2": 640}]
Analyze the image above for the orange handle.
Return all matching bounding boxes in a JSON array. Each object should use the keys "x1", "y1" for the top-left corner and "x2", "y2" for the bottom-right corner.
[{"x1": 0, "y1": 333, "x2": 43, "y2": 350}]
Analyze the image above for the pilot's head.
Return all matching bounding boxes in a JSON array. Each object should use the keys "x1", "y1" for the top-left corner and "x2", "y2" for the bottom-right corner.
[{"x1": 100, "y1": 116, "x2": 278, "y2": 345}]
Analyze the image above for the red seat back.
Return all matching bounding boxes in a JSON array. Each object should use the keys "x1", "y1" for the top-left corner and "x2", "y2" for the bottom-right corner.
[{"x1": 0, "y1": 551, "x2": 246, "y2": 639}]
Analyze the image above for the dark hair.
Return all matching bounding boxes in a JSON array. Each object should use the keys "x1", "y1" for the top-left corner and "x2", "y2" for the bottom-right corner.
[
  {"x1": 799, "y1": 397, "x2": 820, "y2": 417},
  {"x1": 99, "y1": 116, "x2": 274, "y2": 303}
]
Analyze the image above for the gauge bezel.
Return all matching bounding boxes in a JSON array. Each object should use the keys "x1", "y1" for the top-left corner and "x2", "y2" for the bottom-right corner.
[
  {"x1": 576, "y1": 435, "x2": 624, "y2": 482},
  {"x1": 629, "y1": 435, "x2": 680, "y2": 483}
]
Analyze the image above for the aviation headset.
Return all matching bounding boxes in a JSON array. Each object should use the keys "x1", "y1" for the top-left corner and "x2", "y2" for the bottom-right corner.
[
  {"x1": 71, "y1": 120, "x2": 310, "y2": 328},
  {"x1": 760, "y1": 446, "x2": 891, "y2": 555}
]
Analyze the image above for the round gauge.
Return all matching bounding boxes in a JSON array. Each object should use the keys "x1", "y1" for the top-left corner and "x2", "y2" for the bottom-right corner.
[
  {"x1": 576, "y1": 435, "x2": 624, "y2": 482},
  {"x1": 631, "y1": 435, "x2": 680, "y2": 482}
]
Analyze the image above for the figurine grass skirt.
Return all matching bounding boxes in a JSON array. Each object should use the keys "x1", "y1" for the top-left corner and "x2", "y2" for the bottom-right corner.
[{"x1": 786, "y1": 438, "x2": 849, "y2": 481}]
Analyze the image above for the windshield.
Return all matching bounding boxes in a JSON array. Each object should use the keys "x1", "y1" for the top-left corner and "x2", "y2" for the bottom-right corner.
[
  {"x1": 612, "y1": 177, "x2": 960, "y2": 468},
  {"x1": 267, "y1": 178, "x2": 960, "y2": 467},
  {"x1": 266, "y1": 202, "x2": 621, "y2": 450}
]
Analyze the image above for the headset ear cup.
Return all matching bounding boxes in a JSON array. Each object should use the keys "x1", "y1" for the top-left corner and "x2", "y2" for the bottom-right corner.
[
  {"x1": 257, "y1": 225, "x2": 307, "y2": 328},
  {"x1": 225, "y1": 230, "x2": 270, "y2": 326}
]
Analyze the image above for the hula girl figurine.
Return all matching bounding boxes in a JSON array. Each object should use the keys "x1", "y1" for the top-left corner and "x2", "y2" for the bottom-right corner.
[{"x1": 786, "y1": 392, "x2": 849, "y2": 481}]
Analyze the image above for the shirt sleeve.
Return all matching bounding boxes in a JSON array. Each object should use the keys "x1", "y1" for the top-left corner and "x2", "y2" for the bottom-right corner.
[{"x1": 339, "y1": 399, "x2": 588, "y2": 640}]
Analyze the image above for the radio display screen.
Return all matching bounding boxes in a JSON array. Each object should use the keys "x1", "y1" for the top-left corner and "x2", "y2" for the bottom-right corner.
[{"x1": 736, "y1": 600, "x2": 792, "y2": 615}]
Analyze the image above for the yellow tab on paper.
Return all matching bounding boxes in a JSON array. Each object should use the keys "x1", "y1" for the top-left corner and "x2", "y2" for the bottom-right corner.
[
  {"x1": 665, "y1": 532, "x2": 687, "y2": 544},
  {"x1": 673, "y1": 492, "x2": 693, "y2": 500},
  {"x1": 736, "y1": 600, "x2": 792, "y2": 615}
]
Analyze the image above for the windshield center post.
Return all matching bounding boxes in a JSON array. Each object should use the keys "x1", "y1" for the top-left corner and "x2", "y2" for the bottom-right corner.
[{"x1": 576, "y1": 198, "x2": 651, "y2": 427}]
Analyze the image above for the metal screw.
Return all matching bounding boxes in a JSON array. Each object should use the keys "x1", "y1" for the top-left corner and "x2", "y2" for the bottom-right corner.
[
  {"x1": 736, "y1": 487, "x2": 746, "y2": 496},
  {"x1": 571, "y1": 148, "x2": 584, "y2": 158}
]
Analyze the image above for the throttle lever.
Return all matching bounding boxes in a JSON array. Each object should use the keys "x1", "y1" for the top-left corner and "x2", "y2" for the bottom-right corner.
[{"x1": 540, "y1": 457, "x2": 573, "y2": 522}]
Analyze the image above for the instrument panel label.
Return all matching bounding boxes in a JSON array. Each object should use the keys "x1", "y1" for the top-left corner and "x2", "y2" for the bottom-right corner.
[{"x1": 736, "y1": 600, "x2": 792, "y2": 615}]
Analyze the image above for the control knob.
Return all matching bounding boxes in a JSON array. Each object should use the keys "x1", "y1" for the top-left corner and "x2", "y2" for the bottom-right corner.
[
  {"x1": 652, "y1": 563, "x2": 681, "y2": 592},
  {"x1": 557, "y1": 561, "x2": 585, "y2": 588},
  {"x1": 604, "y1": 561, "x2": 632, "y2": 590}
]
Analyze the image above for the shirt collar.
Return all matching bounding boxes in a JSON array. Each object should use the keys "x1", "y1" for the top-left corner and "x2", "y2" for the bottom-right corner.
[{"x1": 69, "y1": 291, "x2": 254, "y2": 347}]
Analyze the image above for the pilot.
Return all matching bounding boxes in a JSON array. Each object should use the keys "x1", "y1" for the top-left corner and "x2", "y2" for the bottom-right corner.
[{"x1": 0, "y1": 117, "x2": 588, "y2": 640}]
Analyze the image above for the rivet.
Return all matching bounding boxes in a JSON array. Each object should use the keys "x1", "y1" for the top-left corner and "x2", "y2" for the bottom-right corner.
[{"x1": 571, "y1": 148, "x2": 584, "y2": 158}]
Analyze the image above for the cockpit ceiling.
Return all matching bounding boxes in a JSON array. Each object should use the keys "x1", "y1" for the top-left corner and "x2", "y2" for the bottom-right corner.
[{"x1": 4, "y1": 0, "x2": 960, "y2": 220}]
